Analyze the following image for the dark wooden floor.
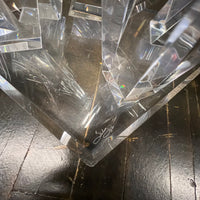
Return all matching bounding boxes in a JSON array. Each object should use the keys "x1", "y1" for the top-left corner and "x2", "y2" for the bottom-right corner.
[{"x1": 0, "y1": 76, "x2": 200, "y2": 200}]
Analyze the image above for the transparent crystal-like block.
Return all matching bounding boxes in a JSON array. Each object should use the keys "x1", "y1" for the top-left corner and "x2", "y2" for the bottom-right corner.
[
  {"x1": 0, "y1": 50, "x2": 199, "y2": 167},
  {"x1": 71, "y1": 17, "x2": 101, "y2": 40},
  {"x1": 40, "y1": 16, "x2": 66, "y2": 60},
  {"x1": 103, "y1": 0, "x2": 200, "y2": 105},
  {"x1": 0, "y1": 0, "x2": 19, "y2": 37},
  {"x1": 150, "y1": 0, "x2": 193, "y2": 45},
  {"x1": 0, "y1": 0, "x2": 42, "y2": 53},
  {"x1": 102, "y1": 0, "x2": 137, "y2": 57},
  {"x1": 102, "y1": 0, "x2": 163, "y2": 105},
  {"x1": 0, "y1": 0, "x2": 199, "y2": 167},
  {"x1": 38, "y1": 0, "x2": 63, "y2": 20},
  {"x1": 126, "y1": 0, "x2": 200, "y2": 101},
  {"x1": 101, "y1": 0, "x2": 167, "y2": 105},
  {"x1": 69, "y1": 0, "x2": 102, "y2": 22}
]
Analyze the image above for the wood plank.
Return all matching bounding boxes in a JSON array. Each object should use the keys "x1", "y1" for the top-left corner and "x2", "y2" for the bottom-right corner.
[
  {"x1": 71, "y1": 142, "x2": 127, "y2": 200},
  {"x1": 187, "y1": 77, "x2": 200, "y2": 200},
  {"x1": 9, "y1": 191, "x2": 65, "y2": 200},
  {"x1": 124, "y1": 106, "x2": 171, "y2": 200},
  {"x1": 0, "y1": 91, "x2": 38, "y2": 200},
  {"x1": 168, "y1": 88, "x2": 195, "y2": 200},
  {"x1": 13, "y1": 124, "x2": 78, "y2": 199}
]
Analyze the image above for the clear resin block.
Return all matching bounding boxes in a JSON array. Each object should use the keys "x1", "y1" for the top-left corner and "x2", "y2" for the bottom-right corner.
[
  {"x1": 40, "y1": 16, "x2": 66, "y2": 60},
  {"x1": 0, "y1": 0, "x2": 199, "y2": 167},
  {"x1": 68, "y1": 0, "x2": 102, "y2": 21},
  {"x1": 0, "y1": 0, "x2": 19, "y2": 37},
  {"x1": 0, "y1": 0, "x2": 42, "y2": 53},
  {"x1": 38, "y1": 0, "x2": 63, "y2": 20},
  {"x1": 71, "y1": 17, "x2": 101, "y2": 40},
  {"x1": 102, "y1": 0, "x2": 137, "y2": 57},
  {"x1": 126, "y1": 0, "x2": 200, "y2": 101},
  {"x1": 102, "y1": 0, "x2": 200, "y2": 105},
  {"x1": 69, "y1": 0, "x2": 102, "y2": 40},
  {"x1": 150, "y1": 0, "x2": 193, "y2": 45}
]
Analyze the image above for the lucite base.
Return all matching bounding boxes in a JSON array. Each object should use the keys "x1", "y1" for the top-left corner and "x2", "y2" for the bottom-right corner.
[
  {"x1": 150, "y1": 0, "x2": 193, "y2": 45},
  {"x1": 0, "y1": 62, "x2": 199, "y2": 166}
]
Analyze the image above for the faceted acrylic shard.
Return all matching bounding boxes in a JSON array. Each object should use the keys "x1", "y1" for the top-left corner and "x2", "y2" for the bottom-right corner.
[
  {"x1": 38, "y1": 0, "x2": 63, "y2": 20},
  {"x1": 150, "y1": 0, "x2": 193, "y2": 45},
  {"x1": 68, "y1": 0, "x2": 102, "y2": 22},
  {"x1": 101, "y1": 0, "x2": 150, "y2": 106},
  {"x1": 0, "y1": 0, "x2": 42, "y2": 53},
  {"x1": 127, "y1": 0, "x2": 200, "y2": 102},
  {"x1": 71, "y1": 17, "x2": 101, "y2": 40},
  {"x1": 102, "y1": 0, "x2": 162, "y2": 106},
  {"x1": 102, "y1": 0, "x2": 200, "y2": 106},
  {"x1": 40, "y1": 16, "x2": 66, "y2": 62},
  {"x1": 102, "y1": 0, "x2": 137, "y2": 57},
  {"x1": 68, "y1": 0, "x2": 102, "y2": 41},
  {"x1": 0, "y1": 0, "x2": 19, "y2": 37}
]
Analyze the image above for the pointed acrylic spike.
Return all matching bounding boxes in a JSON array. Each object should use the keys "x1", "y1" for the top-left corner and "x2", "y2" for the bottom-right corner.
[
  {"x1": 38, "y1": 0, "x2": 63, "y2": 20},
  {"x1": 150, "y1": 0, "x2": 193, "y2": 45},
  {"x1": 0, "y1": 0, "x2": 19, "y2": 37},
  {"x1": 102, "y1": 0, "x2": 137, "y2": 58},
  {"x1": 0, "y1": 0, "x2": 42, "y2": 53},
  {"x1": 127, "y1": 0, "x2": 200, "y2": 102}
]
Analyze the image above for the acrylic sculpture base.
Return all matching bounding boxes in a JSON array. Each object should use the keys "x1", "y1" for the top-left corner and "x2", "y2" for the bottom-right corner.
[
  {"x1": 1, "y1": 66, "x2": 199, "y2": 166},
  {"x1": 0, "y1": 1, "x2": 199, "y2": 167}
]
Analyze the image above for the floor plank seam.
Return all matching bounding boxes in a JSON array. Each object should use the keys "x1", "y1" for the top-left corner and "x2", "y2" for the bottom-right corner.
[
  {"x1": 121, "y1": 140, "x2": 129, "y2": 200},
  {"x1": 69, "y1": 158, "x2": 81, "y2": 199},
  {"x1": 11, "y1": 189, "x2": 67, "y2": 200},
  {"x1": 0, "y1": 129, "x2": 12, "y2": 158},
  {"x1": 186, "y1": 87, "x2": 197, "y2": 200},
  {"x1": 166, "y1": 104, "x2": 173, "y2": 200},
  {"x1": 7, "y1": 122, "x2": 40, "y2": 199}
]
